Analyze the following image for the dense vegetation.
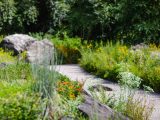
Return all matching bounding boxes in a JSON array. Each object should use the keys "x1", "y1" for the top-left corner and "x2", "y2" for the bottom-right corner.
[
  {"x1": 0, "y1": 46, "x2": 154, "y2": 119},
  {"x1": 0, "y1": 49, "x2": 85, "y2": 119},
  {"x1": 0, "y1": 0, "x2": 159, "y2": 119},
  {"x1": 80, "y1": 42, "x2": 160, "y2": 92},
  {"x1": 0, "y1": 0, "x2": 160, "y2": 44}
]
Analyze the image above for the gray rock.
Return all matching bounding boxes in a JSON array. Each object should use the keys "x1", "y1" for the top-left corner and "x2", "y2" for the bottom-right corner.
[
  {"x1": 0, "y1": 34, "x2": 36, "y2": 55},
  {"x1": 0, "y1": 62, "x2": 13, "y2": 68},
  {"x1": 131, "y1": 43, "x2": 148, "y2": 51},
  {"x1": 0, "y1": 62, "x2": 7, "y2": 68},
  {"x1": 78, "y1": 95, "x2": 129, "y2": 120},
  {"x1": 26, "y1": 39, "x2": 54, "y2": 64},
  {"x1": 0, "y1": 34, "x2": 55, "y2": 65},
  {"x1": 89, "y1": 84, "x2": 113, "y2": 92}
]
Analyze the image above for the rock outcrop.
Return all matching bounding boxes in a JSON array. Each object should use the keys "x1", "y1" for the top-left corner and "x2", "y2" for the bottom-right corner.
[
  {"x1": 0, "y1": 34, "x2": 55, "y2": 64},
  {"x1": 0, "y1": 34, "x2": 36, "y2": 55},
  {"x1": 26, "y1": 39, "x2": 54, "y2": 64},
  {"x1": 78, "y1": 95, "x2": 130, "y2": 120}
]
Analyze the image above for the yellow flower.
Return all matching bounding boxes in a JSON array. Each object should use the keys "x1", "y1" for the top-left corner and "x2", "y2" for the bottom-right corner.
[
  {"x1": 69, "y1": 94, "x2": 76, "y2": 99},
  {"x1": 87, "y1": 44, "x2": 92, "y2": 49}
]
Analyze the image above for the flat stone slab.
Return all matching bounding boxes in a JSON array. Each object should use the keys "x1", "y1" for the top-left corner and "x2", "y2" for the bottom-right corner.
[{"x1": 78, "y1": 95, "x2": 130, "y2": 120}]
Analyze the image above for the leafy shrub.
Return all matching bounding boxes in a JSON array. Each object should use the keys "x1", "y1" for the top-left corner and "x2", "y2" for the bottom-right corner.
[
  {"x1": 0, "y1": 80, "x2": 30, "y2": 98},
  {"x1": 118, "y1": 72, "x2": 142, "y2": 89},
  {"x1": 0, "y1": 0, "x2": 38, "y2": 33},
  {"x1": 80, "y1": 42, "x2": 129, "y2": 80},
  {"x1": 0, "y1": 48, "x2": 16, "y2": 63},
  {"x1": 143, "y1": 66, "x2": 160, "y2": 92},
  {"x1": 52, "y1": 34, "x2": 82, "y2": 63},
  {"x1": 0, "y1": 94, "x2": 41, "y2": 119},
  {"x1": 80, "y1": 42, "x2": 160, "y2": 92}
]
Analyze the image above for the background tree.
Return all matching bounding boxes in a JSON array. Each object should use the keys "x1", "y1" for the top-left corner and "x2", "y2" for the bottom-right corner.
[{"x1": 0, "y1": 0, "x2": 159, "y2": 44}]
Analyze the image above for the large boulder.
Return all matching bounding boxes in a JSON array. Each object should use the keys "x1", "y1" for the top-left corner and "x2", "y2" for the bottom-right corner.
[
  {"x1": 78, "y1": 95, "x2": 129, "y2": 120},
  {"x1": 26, "y1": 39, "x2": 54, "y2": 64},
  {"x1": 0, "y1": 34, "x2": 36, "y2": 55},
  {"x1": 0, "y1": 34, "x2": 55, "y2": 64}
]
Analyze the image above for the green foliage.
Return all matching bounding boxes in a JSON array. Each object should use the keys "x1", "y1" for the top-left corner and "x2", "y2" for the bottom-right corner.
[
  {"x1": 0, "y1": 49, "x2": 87, "y2": 119},
  {"x1": 0, "y1": 0, "x2": 38, "y2": 33},
  {"x1": 80, "y1": 42, "x2": 129, "y2": 80},
  {"x1": 50, "y1": 93, "x2": 87, "y2": 120},
  {"x1": 124, "y1": 96, "x2": 153, "y2": 120},
  {"x1": 1, "y1": 0, "x2": 159, "y2": 43},
  {"x1": 31, "y1": 64, "x2": 60, "y2": 99},
  {"x1": 0, "y1": 93, "x2": 41, "y2": 119},
  {"x1": 0, "y1": 35, "x2": 4, "y2": 42},
  {"x1": 80, "y1": 42, "x2": 160, "y2": 92},
  {"x1": 91, "y1": 78, "x2": 153, "y2": 120},
  {"x1": 57, "y1": 77, "x2": 83, "y2": 100},
  {"x1": 47, "y1": 0, "x2": 70, "y2": 29},
  {"x1": 118, "y1": 72, "x2": 142, "y2": 89},
  {"x1": 0, "y1": 0, "x2": 16, "y2": 32},
  {"x1": 0, "y1": 80, "x2": 30, "y2": 98},
  {"x1": 0, "y1": 62, "x2": 41, "y2": 119},
  {"x1": 0, "y1": 48, "x2": 16, "y2": 63},
  {"x1": 52, "y1": 33, "x2": 82, "y2": 63},
  {"x1": 0, "y1": 63, "x2": 33, "y2": 81},
  {"x1": 142, "y1": 66, "x2": 160, "y2": 92}
]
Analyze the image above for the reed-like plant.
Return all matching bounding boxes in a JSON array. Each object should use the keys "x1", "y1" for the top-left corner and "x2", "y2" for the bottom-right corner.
[{"x1": 30, "y1": 48, "x2": 62, "y2": 118}]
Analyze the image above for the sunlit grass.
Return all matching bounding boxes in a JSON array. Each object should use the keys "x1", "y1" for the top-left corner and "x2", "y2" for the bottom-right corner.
[{"x1": 0, "y1": 48, "x2": 17, "y2": 63}]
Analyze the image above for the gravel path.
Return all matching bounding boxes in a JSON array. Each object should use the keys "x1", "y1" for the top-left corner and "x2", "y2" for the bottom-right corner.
[{"x1": 54, "y1": 64, "x2": 160, "y2": 120}]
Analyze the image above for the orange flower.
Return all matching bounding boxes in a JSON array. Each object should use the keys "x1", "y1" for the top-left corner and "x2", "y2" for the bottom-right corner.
[
  {"x1": 62, "y1": 81, "x2": 69, "y2": 85},
  {"x1": 76, "y1": 88, "x2": 82, "y2": 92}
]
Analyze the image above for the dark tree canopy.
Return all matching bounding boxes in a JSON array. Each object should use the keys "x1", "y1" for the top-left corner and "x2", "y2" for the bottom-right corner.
[{"x1": 0, "y1": 0, "x2": 160, "y2": 44}]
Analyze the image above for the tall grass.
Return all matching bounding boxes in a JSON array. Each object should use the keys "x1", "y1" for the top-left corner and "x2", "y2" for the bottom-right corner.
[
  {"x1": 80, "y1": 42, "x2": 160, "y2": 92},
  {"x1": 90, "y1": 73, "x2": 154, "y2": 120},
  {"x1": 30, "y1": 48, "x2": 67, "y2": 119}
]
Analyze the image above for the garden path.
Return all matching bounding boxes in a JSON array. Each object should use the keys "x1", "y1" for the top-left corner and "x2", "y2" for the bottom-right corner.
[{"x1": 54, "y1": 64, "x2": 160, "y2": 120}]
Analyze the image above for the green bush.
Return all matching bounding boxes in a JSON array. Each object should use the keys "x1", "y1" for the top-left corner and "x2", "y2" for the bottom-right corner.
[
  {"x1": 52, "y1": 34, "x2": 82, "y2": 64},
  {"x1": 80, "y1": 42, "x2": 160, "y2": 92},
  {"x1": 0, "y1": 0, "x2": 38, "y2": 33},
  {"x1": 0, "y1": 48, "x2": 16, "y2": 63},
  {"x1": 0, "y1": 94, "x2": 41, "y2": 119},
  {"x1": 80, "y1": 42, "x2": 129, "y2": 80}
]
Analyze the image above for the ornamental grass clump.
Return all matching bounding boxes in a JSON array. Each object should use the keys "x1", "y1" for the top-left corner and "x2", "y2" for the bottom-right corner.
[
  {"x1": 30, "y1": 49, "x2": 62, "y2": 119},
  {"x1": 91, "y1": 71, "x2": 154, "y2": 120},
  {"x1": 124, "y1": 95, "x2": 154, "y2": 120}
]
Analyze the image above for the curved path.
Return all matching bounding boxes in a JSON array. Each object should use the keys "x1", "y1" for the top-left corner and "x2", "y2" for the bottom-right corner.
[{"x1": 54, "y1": 64, "x2": 160, "y2": 120}]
